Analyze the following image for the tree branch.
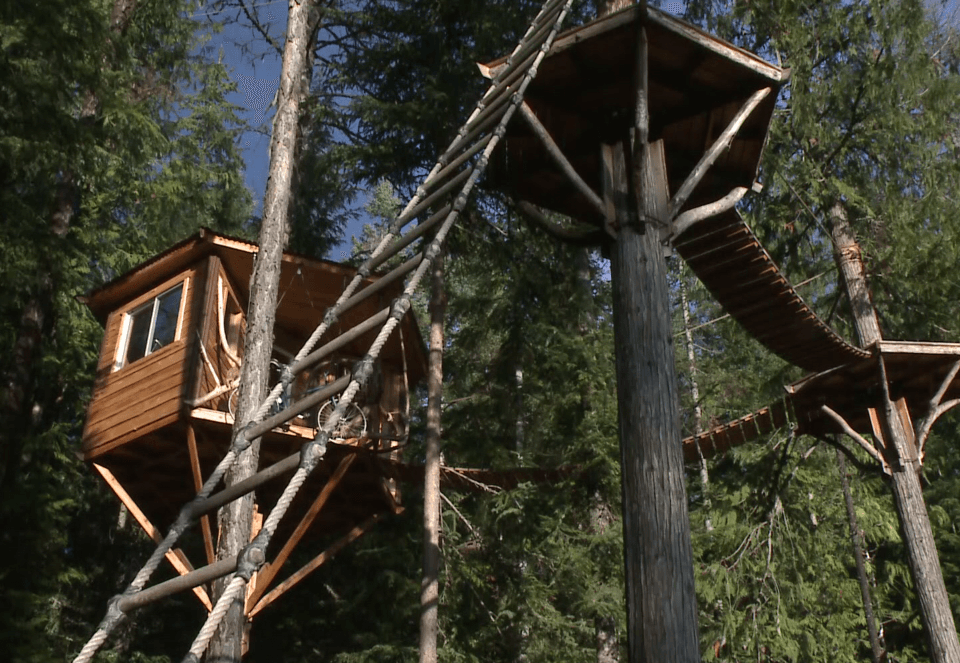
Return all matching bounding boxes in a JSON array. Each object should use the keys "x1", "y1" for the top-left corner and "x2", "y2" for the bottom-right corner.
[
  {"x1": 820, "y1": 405, "x2": 887, "y2": 470},
  {"x1": 514, "y1": 200, "x2": 605, "y2": 246},
  {"x1": 916, "y1": 358, "x2": 960, "y2": 455}
]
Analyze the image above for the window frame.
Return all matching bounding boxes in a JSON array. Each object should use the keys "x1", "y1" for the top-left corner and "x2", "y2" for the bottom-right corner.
[{"x1": 113, "y1": 279, "x2": 189, "y2": 371}]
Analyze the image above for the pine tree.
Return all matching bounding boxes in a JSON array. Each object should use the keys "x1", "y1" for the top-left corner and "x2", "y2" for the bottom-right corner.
[{"x1": 0, "y1": 0, "x2": 251, "y2": 658}]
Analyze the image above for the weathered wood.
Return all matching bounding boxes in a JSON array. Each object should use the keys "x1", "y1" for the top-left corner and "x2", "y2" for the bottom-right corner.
[
  {"x1": 821, "y1": 405, "x2": 886, "y2": 469},
  {"x1": 186, "y1": 425, "x2": 216, "y2": 566},
  {"x1": 92, "y1": 463, "x2": 212, "y2": 610},
  {"x1": 916, "y1": 358, "x2": 960, "y2": 454},
  {"x1": 877, "y1": 340, "x2": 960, "y2": 355},
  {"x1": 607, "y1": 134, "x2": 700, "y2": 662},
  {"x1": 245, "y1": 452, "x2": 357, "y2": 610},
  {"x1": 519, "y1": 102, "x2": 606, "y2": 217},
  {"x1": 830, "y1": 204, "x2": 882, "y2": 346},
  {"x1": 670, "y1": 186, "x2": 747, "y2": 239},
  {"x1": 82, "y1": 413, "x2": 181, "y2": 460},
  {"x1": 420, "y1": 251, "x2": 445, "y2": 663},
  {"x1": 209, "y1": 0, "x2": 316, "y2": 657}
]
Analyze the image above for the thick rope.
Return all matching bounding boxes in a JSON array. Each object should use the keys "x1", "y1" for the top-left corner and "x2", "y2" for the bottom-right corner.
[
  {"x1": 177, "y1": 0, "x2": 573, "y2": 655},
  {"x1": 74, "y1": 1, "x2": 572, "y2": 660}
]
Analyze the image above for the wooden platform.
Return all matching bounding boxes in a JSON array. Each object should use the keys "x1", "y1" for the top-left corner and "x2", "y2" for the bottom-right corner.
[
  {"x1": 483, "y1": 3, "x2": 786, "y2": 223},
  {"x1": 90, "y1": 411, "x2": 400, "y2": 544},
  {"x1": 683, "y1": 342, "x2": 960, "y2": 461}
]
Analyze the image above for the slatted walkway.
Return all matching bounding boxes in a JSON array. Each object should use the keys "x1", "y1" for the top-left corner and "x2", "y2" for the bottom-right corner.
[{"x1": 674, "y1": 208, "x2": 869, "y2": 374}]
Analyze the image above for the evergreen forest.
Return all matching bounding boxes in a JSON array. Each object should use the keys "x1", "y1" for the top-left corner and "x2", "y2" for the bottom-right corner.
[{"x1": 2, "y1": 0, "x2": 960, "y2": 661}]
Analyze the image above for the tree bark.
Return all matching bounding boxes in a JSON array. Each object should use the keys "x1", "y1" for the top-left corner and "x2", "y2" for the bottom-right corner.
[
  {"x1": 829, "y1": 204, "x2": 960, "y2": 663},
  {"x1": 678, "y1": 273, "x2": 711, "y2": 532},
  {"x1": 207, "y1": 1, "x2": 315, "y2": 659},
  {"x1": 607, "y1": 137, "x2": 700, "y2": 663},
  {"x1": 836, "y1": 447, "x2": 883, "y2": 663},
  {"x1": 420, "y1": 251, "x2": 445, "y2": 663}
]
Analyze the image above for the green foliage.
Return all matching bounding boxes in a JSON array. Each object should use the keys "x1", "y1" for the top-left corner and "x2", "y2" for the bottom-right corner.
[
  {"x1": 0, "y1": 0, "x2": 251, "y2": 659},
  {"x1": 8, "y1": 0, "x2": 960, "y2": 661}
]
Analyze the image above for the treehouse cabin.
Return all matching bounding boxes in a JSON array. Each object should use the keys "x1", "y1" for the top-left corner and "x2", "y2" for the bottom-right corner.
[{"x1": 80, "y1": 229, "x2": 426, "y2": 614}]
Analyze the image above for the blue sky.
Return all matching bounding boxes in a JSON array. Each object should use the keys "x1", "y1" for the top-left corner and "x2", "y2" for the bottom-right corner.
[
  {"x1": 196, "y1": 1, "x2": 366, "y2": 261},
  {"x1": 194, "y1": 0, "x2": 956, "y2": 263}
]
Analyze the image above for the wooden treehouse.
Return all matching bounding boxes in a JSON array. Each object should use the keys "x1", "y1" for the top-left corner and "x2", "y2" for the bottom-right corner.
[{"x1": 80, "y1": 229, "x2": 426, "y2": 616}]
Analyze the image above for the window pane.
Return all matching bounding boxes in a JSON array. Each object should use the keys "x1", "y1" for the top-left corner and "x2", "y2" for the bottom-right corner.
[
  {"x1": 124, "y1": 305, "x2": 152, "y2": 365},
  {"x1": 152, "y1": 285, "x2": 183, "y2": 351}
]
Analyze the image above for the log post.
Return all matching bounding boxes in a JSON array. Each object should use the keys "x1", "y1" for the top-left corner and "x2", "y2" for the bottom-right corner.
[
  {"x1": 603, "y1": 2, "x2": 700, "y2": 660},
  {"x1": 601, "y1": 9, "x2": 702, "y2": 654},
  {"x1": 607, "y1": 137, "x2": 700, "y2": 662},
  {"x1": 420, "y1": 250, "x2": 445, "y2": 663},
  {"x1": 208, "y1": 0, "x2": 316, "y2": 659},
  {"x1": 829, "y1": 204, "x2": 960, "y2": 663}
]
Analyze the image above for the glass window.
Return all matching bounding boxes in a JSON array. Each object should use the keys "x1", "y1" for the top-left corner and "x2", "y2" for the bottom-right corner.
[{"x1": 117, "y1": 282, "x2": 184, "y2": 369}]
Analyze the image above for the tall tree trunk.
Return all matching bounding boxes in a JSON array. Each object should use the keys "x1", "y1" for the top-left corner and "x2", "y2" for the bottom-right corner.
[
  {"x1": 836, "y1": 447, "x2": 883, "y2": 663},
  {"x1": 207, "y1": 2, "x2": 315, "y2": 659},
  {"x1": 678, "y1": 273, "x2": 711, "y2": 532},
  {"x1": 829, "y1": 204, "x2": 960, "y2": 663},
  {"x1": 607, "y1": 139, "x2": 700, "y2": 662},
  {"x1": 420, "y1": 251, "x2": 445, "y2": 663},
  {"x1": 603, "y1": 0, "x2": 700, "y2": 658}
]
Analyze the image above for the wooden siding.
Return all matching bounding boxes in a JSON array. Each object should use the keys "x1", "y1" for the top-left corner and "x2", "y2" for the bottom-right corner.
[{"x1": 83, "y1": 267, "x2": 202, "y2": 458}]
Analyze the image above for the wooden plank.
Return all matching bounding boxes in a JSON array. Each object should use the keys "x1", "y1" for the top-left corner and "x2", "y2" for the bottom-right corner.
[
  {"x1": 84, "y1": 385, "x2": 183, "y2": 439},
  {"x1": 84, "y1": 401, "x2": 181, "y2": 454},
  {"x1": 83, "y1": 413, "x2": 181, "y2": 460},
  {"x1": 187, "y1": 425, "x2": 216, "y2": 566},
  {"x1": 246, "y1": 453, "x2": 357, "y2": 610},
  {"x1": 189, "y1": 408, "x2": 316, "y2": 441},
  {"x1": 86, "y1": 348, "x2": 187, "y2": 416},
  {"x1": 247, "y1": 513, "x2": 382, "y2": 620},
  {"x1": 878, "y1": 341, "x2": 960, "y2": 356},
  {"x1": 534, "y1": 5, "x2": 782, "y2": 83},
  {"x1": 91, "y1": 463, "x2": 212, "y2": 611},
  {"x1": 91, "y1": 338, "x2": 187, "y2": 395}
]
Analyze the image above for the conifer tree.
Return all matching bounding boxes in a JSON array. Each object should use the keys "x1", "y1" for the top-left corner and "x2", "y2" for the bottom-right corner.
[{"x1": 0, "y1": 0, "x2": 251, "y2": 658}]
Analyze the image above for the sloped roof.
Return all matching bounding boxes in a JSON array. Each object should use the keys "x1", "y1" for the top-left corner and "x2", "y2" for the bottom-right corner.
[{"x1": 81, "y1": 229, "x2": 427, "y2": 381}]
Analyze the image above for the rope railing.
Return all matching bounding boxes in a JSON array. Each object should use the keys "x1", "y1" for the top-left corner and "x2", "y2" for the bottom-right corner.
[{"x1": 73, "y1": 1, "x2": 574, "y2": 659}]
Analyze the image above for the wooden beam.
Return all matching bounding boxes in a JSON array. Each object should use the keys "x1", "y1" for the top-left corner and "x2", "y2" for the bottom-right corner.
[
  {"x1": 667, "y1": 87, "x2": 771, "y2": 219},
  {"x1": 820, "y1": 406, "x2": 887, "y2": 472},
  {"x1": 518, "y1": 102, "x2": 606, "y2": 218},
  {"x1": 670, "y1": 187, "x2": 747, "y2": 240},
  {"x1": 186, "y1": 425, "x2": 216, "y2": 566},
  {"x1": 91, "y1": 463, "x2": 212, "y2": 611},
  {"x1": 916, "y1": 358, "x2": 960, "y2": 455},
  {"x1": 877, "y1": 340, "x2": 960, "y2": 356},
  {"x1": 245, "y1": 453, "x2": 357, "y2": 610},
  {"x1": 247, "y1": 513, "x2": 382, "y2": 619}
]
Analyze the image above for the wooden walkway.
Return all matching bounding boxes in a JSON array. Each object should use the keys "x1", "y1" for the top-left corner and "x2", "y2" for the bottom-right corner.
[{"x1": 674, "y1": 209, "x2": 869, "y2": 374}]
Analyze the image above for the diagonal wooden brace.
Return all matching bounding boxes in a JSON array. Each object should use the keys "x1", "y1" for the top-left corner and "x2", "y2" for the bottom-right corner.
[
  {"x1": 668, "y1": 87, "x2": 771, "y2": 220},
  {"x1": 518, "y1": 102, "x2": 606, "y2": 219}
]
